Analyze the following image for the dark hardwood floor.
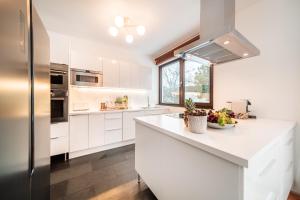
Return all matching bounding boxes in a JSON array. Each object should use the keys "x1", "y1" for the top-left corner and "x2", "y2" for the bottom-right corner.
[
  {"x1": 51, "y1": 144, "x2": 298, "y2": 200},
  {"x1": 50, "y1": 144, "x2": 157, "y2": 200}
]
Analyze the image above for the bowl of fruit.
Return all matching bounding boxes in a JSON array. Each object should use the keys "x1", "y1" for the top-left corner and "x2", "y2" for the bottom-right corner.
[{"x1": 207, "y1": 108, "x2": 237, "y2": 129}]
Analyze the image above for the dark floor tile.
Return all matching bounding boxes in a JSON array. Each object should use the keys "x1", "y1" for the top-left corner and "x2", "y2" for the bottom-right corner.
[
  {"x1": 64, "y1": 187, "x2": 95, "y2": 200},
  {"x1": 50, "y1": 181, "x2": 67, "y2": 200},
  {"x1": 51, "y1": 162, "x2": 92, "y2": 185},
  {"x1": 50, "y1": 144, "x2": 157, "y2": 200}
]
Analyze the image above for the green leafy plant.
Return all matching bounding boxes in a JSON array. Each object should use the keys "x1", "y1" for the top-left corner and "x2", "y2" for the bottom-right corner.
[{"x1": 185, "y1": 98, "x2": 195, "y2": 114}]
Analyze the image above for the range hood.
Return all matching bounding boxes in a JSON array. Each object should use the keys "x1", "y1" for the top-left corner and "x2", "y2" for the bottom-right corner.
[{"x1": 175, "y1": 0, "x2": 260, "y2": 64}]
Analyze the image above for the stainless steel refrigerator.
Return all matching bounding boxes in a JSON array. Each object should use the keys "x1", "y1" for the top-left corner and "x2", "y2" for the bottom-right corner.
[{"x1": 0, "y1": 0, "x2": 50, "y2": 199}]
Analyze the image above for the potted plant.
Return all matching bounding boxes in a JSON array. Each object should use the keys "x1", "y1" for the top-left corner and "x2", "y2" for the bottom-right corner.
[{"x1": 184, "y1": 98, "x2": 207, "y2": 134}]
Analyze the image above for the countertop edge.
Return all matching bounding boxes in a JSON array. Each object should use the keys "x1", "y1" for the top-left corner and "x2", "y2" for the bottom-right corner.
[{"x1": 134, "y1": 117, "x2": 249, "y2": 167}]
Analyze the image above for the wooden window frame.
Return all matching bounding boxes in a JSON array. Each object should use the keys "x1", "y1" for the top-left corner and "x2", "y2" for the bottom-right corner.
[{"x1": 159, "y1": 59, "x2": 214, "y2": 109}]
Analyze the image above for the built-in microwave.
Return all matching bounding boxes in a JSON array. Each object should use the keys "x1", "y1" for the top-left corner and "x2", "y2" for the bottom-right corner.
[{"x1": 71, "y1": 68, "x2": 103, "y2": 87}]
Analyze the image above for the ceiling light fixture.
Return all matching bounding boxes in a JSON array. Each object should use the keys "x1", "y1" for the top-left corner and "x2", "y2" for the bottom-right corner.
[
  {"x1": 243, "y1": 53, "x2": 249, "y2": 57},
  {"x1": 108, "y1": 16, "x2": 146, "y2": 44},
  {"x1": 224, "y1": 40, "x2": 230, "y2": 45},
  {"x1": 125, "y1": 34, "x2": 134, "y2": 43},
  {"x1": 108, "y1": 26, "x2": 118, "y2": 37},
  {"x1": 114, "y1": 16, "x2": 125, "y2": 28}
]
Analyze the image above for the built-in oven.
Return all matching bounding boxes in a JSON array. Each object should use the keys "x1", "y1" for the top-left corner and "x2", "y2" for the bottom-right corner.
[
  {"x1": 71, "y1": 68, "x2": 103, "y2": 87},
  {"x1": 51, "y1": 89, "x2": 68, "y2": 123},
  {"x1": 50, "y1": 63, "x2": 68, "y2": 90}
]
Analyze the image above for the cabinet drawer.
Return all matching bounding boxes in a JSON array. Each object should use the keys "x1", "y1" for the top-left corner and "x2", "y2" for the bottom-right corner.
[
  {"x1": 104, "y1": 129, "x2": 122, "y2": 144},
  {"x1": 105, "y1": 112, "x2": 122, "y2": 119},
  {"x1": 51, "y1": 122, "x2": 68, "y2": 138},
  {"x1": 105, "y1": 118, "x2": 122, "y2": 130},
  {"x1": 50, "y1": 136, "x2": 68, "y2": 156}
]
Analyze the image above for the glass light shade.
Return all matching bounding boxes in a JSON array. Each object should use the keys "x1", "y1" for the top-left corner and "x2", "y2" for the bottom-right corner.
[
  {"x1": 125, "y1": 34, "x2": 134, "y2": 43},
  {"x1": 136, "y1": 25, "x2": 146, "y2": 35},
  {"x1": 114, "y1": 16, "x2": 125, "y2": 28},
  {"x1": 109, "y1": 26, "x2": 118, "y2": 37}
]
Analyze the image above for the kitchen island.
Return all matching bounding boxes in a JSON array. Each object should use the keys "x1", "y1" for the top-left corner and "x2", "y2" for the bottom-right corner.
[{"x1": 134, "y1": 114, "x2": 296, "y2": 200}]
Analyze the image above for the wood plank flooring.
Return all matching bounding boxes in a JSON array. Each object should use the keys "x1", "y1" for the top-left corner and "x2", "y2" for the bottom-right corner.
[
  {"x1": 51, "y1": 144, "x2": 298, "y2": 200},
  {"x1": 50, "y1": 144, "x2": 157, "y2": 200}
]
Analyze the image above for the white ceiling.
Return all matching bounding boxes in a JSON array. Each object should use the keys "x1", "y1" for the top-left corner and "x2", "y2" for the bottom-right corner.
[{"x1": 33, "y1": 0, "x2": 261, "y2": 58}]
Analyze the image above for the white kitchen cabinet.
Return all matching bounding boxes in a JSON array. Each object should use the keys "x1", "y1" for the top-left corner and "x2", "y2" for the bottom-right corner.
[
  {"x1": 70, "y1": 50, "x2": 102, "y2": 71},
  {"x1": 49, "y1": 32, "x2": 70, "y2": 65},
  {"x1": 119, "y1": 61, "x2": 132, "y2": 88},
  {"x1": 123, "y1": 111, "x2": 144, "y2": 141},
  {"x1": 89, "y1": 113, "x2": 105, "y2": 148},
  {"x1": 69, "y1": 115, "x2": 89, "y2": 152},
  {"x1": 104, "y1": 129, "x2": 122, "y2": 145},
  {"x1": 50, "y1": 122, "x2": 69, "y2": 156},
  {"x1": 103, "y1": 58, "x2": 119, "y2": 87}
]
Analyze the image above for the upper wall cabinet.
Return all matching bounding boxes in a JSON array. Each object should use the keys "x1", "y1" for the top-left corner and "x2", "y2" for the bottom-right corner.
[
  {"x1": 103, "y1": 58, "x2": 120, "y2": 87},
  {"x1": 49, "y1": 32, "x2": 70, "y2": 65},
  {"x1": 70, "y1": 50, "x2": 102, "y2": 71},
  {"x1": 119, "y1": 61, "x2": 132, "y2": 88}
]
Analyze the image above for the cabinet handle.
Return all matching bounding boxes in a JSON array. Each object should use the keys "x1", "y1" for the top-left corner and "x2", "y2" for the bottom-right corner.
[
  {"x1": 51, "y1": 137, "x2": 59, "y2": 139},
  {"x1": 258, "y1": 159, "x2": 276, "y2": 177}
]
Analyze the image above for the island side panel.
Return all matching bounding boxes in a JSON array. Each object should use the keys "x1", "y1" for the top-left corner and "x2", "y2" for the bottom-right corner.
[{"x1": 135, "y1": 123, "x2": 244, "y2": 200}]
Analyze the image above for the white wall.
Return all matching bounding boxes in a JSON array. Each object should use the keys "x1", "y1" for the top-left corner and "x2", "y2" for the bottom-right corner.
[{"x1": 214, "y1": 0, "x2": 300, "y2": 192}]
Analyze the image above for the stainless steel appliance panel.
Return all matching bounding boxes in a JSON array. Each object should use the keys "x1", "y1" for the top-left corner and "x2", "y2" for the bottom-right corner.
[
  {"x1": 30, "y1": 5, "x2": 50, "y2": 200},
  {"x1": 50, "y1": 63, "x2": 68, "y2": 90},
  {"x1": 0, "y1": 0, "x2": 31, "y2": 199},
  {"x1": 51, "y1": 90, "x2": 68, "y2": 123},
  {"x1": 71, "y1": 68, "x2": 103, "y2": 87}
]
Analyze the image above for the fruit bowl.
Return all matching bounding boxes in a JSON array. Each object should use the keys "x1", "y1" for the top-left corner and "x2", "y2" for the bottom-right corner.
[
  {"x1": 207, "y1": 108, "x2": 237, "y2": 129},
  {"x1": 207, "y1": 122, "x2": 235, "y2": 129}
]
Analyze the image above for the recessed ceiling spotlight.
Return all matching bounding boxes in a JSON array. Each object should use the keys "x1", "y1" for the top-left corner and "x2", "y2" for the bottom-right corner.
[
  {"x1": 243, "y1": 53, "x2": 249, "y2": 57},
  {"x1": 108, "y1": 26, "x2": 118, "y2": 37},
  {"x1": 114, "y1": 16, "x2": 124, "y2": 28},
  {"x1": 125, "y1": 34, "x2": 134, "y2": 43},
  {"x1": 224, "y1": 40, "x2": 230, "y2": 45},
  {"x1": 136, "y1": 26, "x2": 146, "y2": 36}
]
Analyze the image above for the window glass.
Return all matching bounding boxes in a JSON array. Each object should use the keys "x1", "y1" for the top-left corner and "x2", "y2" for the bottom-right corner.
[
  {"x1": 184, "y1": 60, "x2": 210, "y2": 103},
  {"x1": 161, "y1": 61, "x2": 180, "y2": 104}
]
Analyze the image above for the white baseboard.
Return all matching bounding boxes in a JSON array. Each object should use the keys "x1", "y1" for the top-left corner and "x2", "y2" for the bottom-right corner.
[{"x1": 69, "y1": 140, "x2": 135, "y2": 159}]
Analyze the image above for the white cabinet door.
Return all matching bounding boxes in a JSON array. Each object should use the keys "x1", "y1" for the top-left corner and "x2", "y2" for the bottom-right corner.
[
  {"x1": 104, "y1": 129, "x2": 122, "y2": 144},
  {"x1": 49, "y1": 32, "x2": 69, "y2": 65},
  {"x1": 50, "y1": 122, "x2": 68, "y2": 138},
  {"x1": 69, "y1": 115, "x2": 89, "y2": 152},
  {"x1": 89, "y1": 114, "x2": 105, "y2": 148},
  {"x1": 70, "y1": 50, "x2": 102, "y2": 71},
  {"x1": 103, "y1": 58, "x2": 119, "y2": 87},
  {"x1": 131, "y1": 64, "x2": 140, "y2": 89},
  {"x1": 123, "y1": 111, "x2": 144, "y2": 140},
  {"x1": 119, "y1": 61, "x2": 132, "y2": 88}
]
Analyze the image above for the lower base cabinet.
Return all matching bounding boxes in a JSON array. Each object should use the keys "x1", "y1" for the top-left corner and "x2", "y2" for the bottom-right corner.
[
  {"x1": 69, "y1": 115, "x2": 89, "y2": 152},
  {"x1": 50, "y1": 122, "x2": 69, "y2": 156},
  {"x1": 68, "y1": 108, "x2": 170, "y2": 153},
  {"x1": 104, "y1": 129, "x2": 122, "y2": 144},
  {"x1": 89, "y1": 114, "x2": 105, "y2": 148}
]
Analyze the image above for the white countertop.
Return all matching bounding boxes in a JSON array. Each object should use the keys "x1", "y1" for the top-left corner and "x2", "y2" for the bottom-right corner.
[
  {"x1": 135, "y1": 114, "x2": 296, "y2": 167},
  {"x1": 69, "y1": 107, "x2": 168, "y2": 115}
]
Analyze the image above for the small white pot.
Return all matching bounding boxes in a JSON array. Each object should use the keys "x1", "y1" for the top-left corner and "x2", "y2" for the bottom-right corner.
[{"x1": 187, "y1": 115, "x2": 207, "y2": 134}]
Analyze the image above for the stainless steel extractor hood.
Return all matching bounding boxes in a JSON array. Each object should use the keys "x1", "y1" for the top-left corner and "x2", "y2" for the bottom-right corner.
[{"x1": 175, "y1": 0, "x2": 260, "y2": 64}]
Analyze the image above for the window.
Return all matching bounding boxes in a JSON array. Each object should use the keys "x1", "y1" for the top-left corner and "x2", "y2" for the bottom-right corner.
[{"x1": 159, "y1": 59, "x2": 213, "y2": 108}]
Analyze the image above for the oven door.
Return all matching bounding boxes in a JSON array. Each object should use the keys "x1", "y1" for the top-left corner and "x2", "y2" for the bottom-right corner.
[
  {"x1": 50, "y1": 69, "x2": 68, "y2": 89},
  {"x1": 51, "y1": 91, "x2": 68, "y2": 123},
  {"x1": 71, "y1": 70, "x2": 103, "y2": 87}
]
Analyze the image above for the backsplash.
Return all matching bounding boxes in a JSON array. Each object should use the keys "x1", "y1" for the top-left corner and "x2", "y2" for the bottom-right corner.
[{"x1": 69, "y1": 86, "x2": 152, "y2": 111}]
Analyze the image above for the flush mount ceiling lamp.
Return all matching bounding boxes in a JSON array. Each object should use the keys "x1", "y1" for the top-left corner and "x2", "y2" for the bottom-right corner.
[{"x1": 108, "y1": 15, "x2": 146, "y2": 44}]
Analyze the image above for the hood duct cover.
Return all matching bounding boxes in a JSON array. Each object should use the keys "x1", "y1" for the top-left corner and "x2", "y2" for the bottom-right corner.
[{"x1": 175, "y1": 0, "x2": 260, "y2": 65}]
